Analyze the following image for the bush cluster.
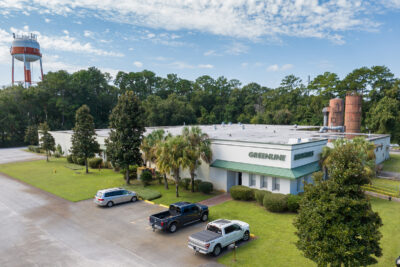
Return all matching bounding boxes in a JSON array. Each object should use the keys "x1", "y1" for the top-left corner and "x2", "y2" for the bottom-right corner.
[
  {"x1": 192, "y1": 179, "x2": 202, "y2": 192},
  {"x1": 120, "y1": 165, "x2": 138, "y2": 180},
  {"x1": 255, "y1": 189, "x2": 270, "y2": 205},
  {"x1": 179, "y1": 178, "x2": 191, "y2": 190},
  {"x1": 66, "y1": 154, "x2": 73, "y2": 163},
  {"x1": 28, "y1": 145, "x2": 36, "y2": 152},
  {"x1": 230, "y1": 185, "x2": 255, "y2": 201},
  {"x1": 287, "y1": 194, "x2": 302, "y2": 212},
  {"x1": 263, "y1": 193, "x2": 288, "y2": 212},
  {"x1": 199, "y1": 181, "x2": 213, "y2": 194},
  {"x1": 140, "y1": 170, "x2": 153, "y2": 186},
  {"x1": 53, "y1": 151, "x2": 61, "y2": 158},
  {"x1": 89, "y1": 157, "x2": 103, "y2": 168},
  {"x1": 72, "y1": 156, "x2": 85, "y2": 166}
]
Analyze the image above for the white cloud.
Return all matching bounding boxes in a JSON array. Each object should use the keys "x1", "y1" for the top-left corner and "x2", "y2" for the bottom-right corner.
[
  {"x1": 0, "y1": 0, "x2": 389, "y2": 43},
  {"x1": 204, "y1": 50, "x2": 217, "y2": 56},
  {"x1": 133, "y1": 61, "x2": 143, "y2": 68},
  {"x1": 7, "y1": 27, "x2": 123, "y2": 57},
  {"x1": 129, "y1": 47, "x2": 134, "y2": 51},
  {"x1": 44, "y1": 18, "x2": 51, "y2": 23},
  {"x1": 226, "y1": 42, "x2": 248, "y2": 55},
  {"x1": 198, "y1": 64, "x2": 213, "y2": 69},
  {"x1": 267, "y1": 64, "x2": 294, "y2": 72},
  {"x1": 241, "y1": 62, "x2": 248, "y2": 68},
  {"x1": 84, "y1": 30, "x2": 93, "y2": 38}
]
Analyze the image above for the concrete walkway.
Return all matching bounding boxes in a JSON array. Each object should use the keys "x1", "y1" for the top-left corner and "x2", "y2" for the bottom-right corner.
[
  {"x1": 198, "y1": 193, "x2": 232, "y2": 207},
  {"x1": 378, "y1": 171, "x2": 400, "y2": 180},
  {"x1": 365, "y1": 191, "x2": 400, "y2": 202}
]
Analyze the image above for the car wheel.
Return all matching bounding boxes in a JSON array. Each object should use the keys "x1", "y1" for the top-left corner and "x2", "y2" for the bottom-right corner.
[
  {"x1": 201, "y1": 213, "x2": 208, "y2": 222},
  {"x1": 107, "y1": 201, "x2": 114, "y2": 207},
  {"x1": 213, "y1": 245, "x2": 222, "y2": 257},
  {"x1": 168, "y1": 223, "x2": 177, "y2": 233},
  {"x1": 243, "y1": 231, "x2": 250, "y2": 241},
  {"x1": 131, "y1": 196, "x2": 137, "y2": 202}
]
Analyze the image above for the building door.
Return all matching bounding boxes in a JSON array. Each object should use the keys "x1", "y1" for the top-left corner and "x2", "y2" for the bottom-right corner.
[{"x1": 238, "y1": 172, "x2": 242, "y2": 185}]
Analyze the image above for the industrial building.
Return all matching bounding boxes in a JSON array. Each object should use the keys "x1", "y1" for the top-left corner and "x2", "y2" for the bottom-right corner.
[{"x1": 50, "y1": 95, "x2": 390, "y2": 195}]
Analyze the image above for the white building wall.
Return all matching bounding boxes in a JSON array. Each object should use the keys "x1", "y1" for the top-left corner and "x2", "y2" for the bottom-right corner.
[{"x1": 209, "y1": 167, "x2": 227, "y2": 191}]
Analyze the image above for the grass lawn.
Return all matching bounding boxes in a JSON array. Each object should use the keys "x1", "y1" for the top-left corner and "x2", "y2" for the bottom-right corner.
[
  {"x1": 210, "y1": 198, "x2": 400, "y2": 267},
  {"x1": 371, "y1": 178, "x2": 400, "y2": 194},
  {"x1": 383, "y1": 154, "x2": 400, "y2": 173},
  {"x1": 0, "y1": 158, "x2": 124, "y2": 201},
  {"x1": 125, "y1": 180, "x2": 221, "y2": 206},
  {"x1": 0, "y1": 158, "x2": 221, "y2": 204}
]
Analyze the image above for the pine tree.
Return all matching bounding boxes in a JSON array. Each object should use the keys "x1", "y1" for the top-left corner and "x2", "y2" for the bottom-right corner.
[
  {"x1": 294, "y1": 140, "x2": 382, "y2": 266},
  {"x1": 24, "y1": 125, "x2": 38, "y2": 145},
  {"x1": 70, "y1": 105, "x2": 100, "y2": 174},
  {"x1": 39, "y1": 122, "x2": 55, "y2": 162},
  {"x1": 105, "y1": 91, "x2": 145, "y2": 185}
]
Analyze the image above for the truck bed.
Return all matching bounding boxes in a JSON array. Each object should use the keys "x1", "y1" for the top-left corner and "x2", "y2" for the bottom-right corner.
[
  {"x1": 151, "y1": 210, "x2": 175, "y2": 220},
  {"x1": 190, "y1": 230, "x2": 221, "y2": 242}
]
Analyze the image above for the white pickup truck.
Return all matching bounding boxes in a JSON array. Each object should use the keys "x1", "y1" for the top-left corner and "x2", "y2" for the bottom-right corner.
[{"x1": 188, "y1": 219, "x2": 250, "y2": 256}]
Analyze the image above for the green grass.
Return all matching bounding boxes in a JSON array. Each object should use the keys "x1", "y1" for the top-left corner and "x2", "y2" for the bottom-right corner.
[
  {"x1": 0, "y1": 158, "x2": 220, "y2": 204},
  {"x1": 125, "y1": 180, "x2": 221, "y2": 206},
  {"x1": 210, "y1": 198, "x2": 400, "y2": 267},
  {"x1": 0, "y1": 158, "x2": 124, "y2": 201},
  {"x1": 383, "y1": 154, "x2": 400, "y2": 173},
  {"x1": 371, "y1": 178, "x2": 400, "y2": 194}
]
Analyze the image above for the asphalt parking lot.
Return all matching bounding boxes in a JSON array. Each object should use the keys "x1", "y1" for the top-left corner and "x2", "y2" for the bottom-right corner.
[
  {"x1": 0, "y1": 147, "x2": 45, "y2": 164},
  {"x1": 0, "y1": 171, "x2": 223, "y2": 267}
]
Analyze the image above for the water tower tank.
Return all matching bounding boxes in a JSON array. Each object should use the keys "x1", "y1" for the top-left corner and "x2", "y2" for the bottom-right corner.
[
  {"x1": 10, "y1": 33, "x2": 43, "y2": 87},
  {"x1": 328, "y1": 98, "x2": 344, "y2": 127},
  {"x1": 344, "y1": 94, "x2": 362, "y2": 133}
]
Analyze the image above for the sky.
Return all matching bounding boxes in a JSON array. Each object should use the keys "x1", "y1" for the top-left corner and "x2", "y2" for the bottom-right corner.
[{"x1": 0, "y1": 0, "x2": 400, "y2": 88}]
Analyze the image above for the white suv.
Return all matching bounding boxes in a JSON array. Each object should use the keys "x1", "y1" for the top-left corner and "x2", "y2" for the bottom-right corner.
[{"x1": 94, "y1": 188, "x2": 137, "y2": 207}]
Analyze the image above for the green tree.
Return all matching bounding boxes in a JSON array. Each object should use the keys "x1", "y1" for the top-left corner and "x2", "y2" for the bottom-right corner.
[
  {"x1": 141, "y1": 129, "x2": 165, "y2": 167},
  {"x1": 155, "y1": 135, "x2": 186, "y2": 197},
  {"x1": 294, "y1": 140, "x2": 382, "y2": 266},
  {"x1": 182, "y1": 126, "x2": 212, "y2": 192},
  {"x1": 39, "y1": 122, "x2": 55, "y2": 162},
  {"x1": 105, "y1": 91, "x2": 145, "y2": 185},
  {"x1": 70, "y1": 105, "x2": 100, "y2": 174},
  {"x1": 24, "y1": 125, "x2": 39, "y2": 145}
]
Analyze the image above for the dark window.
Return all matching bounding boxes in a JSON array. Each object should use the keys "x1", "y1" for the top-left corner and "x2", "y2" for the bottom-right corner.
[
  {"x1": 104, "y1": 192, "x2": 110, "y2": 197},
  {"x1": 191, "y1": 206, "x2": 200, "y2": 212},
  {"x1": 225, "y1": 225, "x2": 235, "y2": 234},
  {"x1": 232, "y1": 224, "x2": 241, "y2": 231},
  {"x1": 114, "y1": 190, "x2": 123, "y2": 196}
]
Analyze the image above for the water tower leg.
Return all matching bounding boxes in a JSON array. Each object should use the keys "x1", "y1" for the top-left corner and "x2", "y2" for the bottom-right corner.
[
  {"x1": 40, "y1": 58, "x2": 43, "y2": 81},
  {"x1": 23, "y1": 54, "x2": 26, "y2": 88},
  {"x1": 25, "y1": 61, "x2": 31, "y2": 87},
  {"x1": 11, "y1": 56, "x2": 14, "y2": 86}
]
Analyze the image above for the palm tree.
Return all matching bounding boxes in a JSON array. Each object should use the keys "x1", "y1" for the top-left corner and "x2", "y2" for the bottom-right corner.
[
  {"x1": 182, "y1": 126, "x2": 212, "y2": 192},
  {"x1": 156, "y1": 135, "x2": 186, "y2": 196},
  {"x1": 141, "y1": 129, "x2": 165, "y2": 167}
]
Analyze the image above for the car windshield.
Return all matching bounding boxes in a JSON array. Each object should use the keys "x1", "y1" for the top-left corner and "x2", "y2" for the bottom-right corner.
[{"x1": 207, "y1": 225, "x2": 222, "y2": 234}]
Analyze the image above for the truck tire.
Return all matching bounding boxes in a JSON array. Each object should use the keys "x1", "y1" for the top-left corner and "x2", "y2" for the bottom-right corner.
[
  {"x1": 201, "y1": 213, "x2": 208, "y2": 222},
  {"x1": 107, "y1": 201, "x2": 114, "y2": 207},
  {"x1": 212, "y1": 244, "x2": 222, "y2": 257},
  {"x1": 242, "y1": 231, "x2": 250, "y2": 241},
  {"x1": 131, "y1": 196, "x2": 137, "y2": 202},
  {"x1": 168, "y1": 222, "x2": 178, "y2": 233}
]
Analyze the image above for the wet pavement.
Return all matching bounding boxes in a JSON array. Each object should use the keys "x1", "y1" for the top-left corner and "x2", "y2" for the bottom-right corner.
[{"x1": 0, "y1": 172, "x2": 222, "y2": 267}]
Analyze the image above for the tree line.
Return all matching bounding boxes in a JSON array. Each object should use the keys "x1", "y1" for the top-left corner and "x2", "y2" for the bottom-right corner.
[{"x1": 1, "y1": 65, "x2": 399, "y2": 147}]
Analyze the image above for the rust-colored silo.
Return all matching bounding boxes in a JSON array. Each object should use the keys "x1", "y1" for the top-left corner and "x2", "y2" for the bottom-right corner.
[
  {"x1": 344, "y1": 94, "x2": 362, "y2": 133},
  {"x1": 328, "y1": 98, "x2": 344, "y2": 127}
]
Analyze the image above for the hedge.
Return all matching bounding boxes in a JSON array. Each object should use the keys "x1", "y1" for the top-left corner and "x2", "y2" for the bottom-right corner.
[
  {"x1": 140, "y1": 170, "x2": 153, "y2": 186},
  {"x1": 89, "y1": 157, "x2": 103, "y2": 168},
  {"x1": 192, "y1": 179, "x2": 202, "y2": 192},
  {"x1": 287, "y1": 194, "x2": 302, "y2": 212},
  {"x1": 255, "y1": 189, "x2": 271, "y2": 205},
  {"x1": 199, "y1": 181, "x2": 213, "y2": 194},
  {"x1": 263, "y1": 193, "x2": 288, "y2": 212},
  {"x1": 230, "y1": 185, "x2": 254, "y2": 201}
]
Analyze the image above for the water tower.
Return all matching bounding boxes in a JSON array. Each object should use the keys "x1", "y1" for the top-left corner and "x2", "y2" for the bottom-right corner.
[{"x1": 10, "y1": 33, "x2": 43, "y2": 87}]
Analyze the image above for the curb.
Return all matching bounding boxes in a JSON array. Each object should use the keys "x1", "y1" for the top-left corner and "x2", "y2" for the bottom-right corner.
[{"x1": 143, "y1": 199, "x2": 169, "y2": 209}]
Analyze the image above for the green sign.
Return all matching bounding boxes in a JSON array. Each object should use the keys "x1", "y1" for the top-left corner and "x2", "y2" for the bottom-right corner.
[
  {"x1": 294, "y1": 151, "x2": 314, "y2": 160},
  {"x1": 248, "y1": 152, "x2": 286, "y2": 161}
]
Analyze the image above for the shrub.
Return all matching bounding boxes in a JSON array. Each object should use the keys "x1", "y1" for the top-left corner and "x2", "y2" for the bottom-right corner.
[
  {"x1": 192, "y1": 179, "x2": 202, "y2": 192},
  {"x1": 199, "y1": 181, "x2": 213, "y2": 194},
  {"x1": 255, "y1": 190, "x2": 271, "y2": 205},
  {"x1": 155, "y1": 172, "x2": 163, "y2": 184},
  {"x1": 28, "y1": 145, "x2": 36, "y2": 152},
  {"x1": 140, "y1": 170, "x2": 153, "y2": 186},
  {"x1": 263, "y1": 193, "x2": 288, "y2": 212},
  {"x1": 230, "y1": 185, "x2": 254, "y2": 201},
  {"x1": 287, "y1": 194, "x2": 302, "y2": 213},
  {"x1": 120, "y1": 165, "x2": 138, "y2": 180},
  {"x1": 56, "y1": 144, "x2": 63, "y2": 155},
  {"x1": 76, "y1": 157, "x2": 85, "y2": 166},
  {"x1": 66, "y1": 154, "x2": 73, "y2": 163},
  {"x1": 34, "y1": 147, "x2": 41, "y2": 153},
  {"x1": 180, "y1": 178, "x2": 191, "y2": 190},
  {"x1": 89, "y1": 157, "x2": 103, "y2": 168},
  {"x1": 53, "y1": 151, "x2": 61, "y2": 158}
]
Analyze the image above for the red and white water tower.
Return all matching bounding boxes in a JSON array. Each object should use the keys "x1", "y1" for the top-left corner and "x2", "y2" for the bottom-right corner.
[{"x1": 10, "y1": 33, "x2": 43, "y2": 87}]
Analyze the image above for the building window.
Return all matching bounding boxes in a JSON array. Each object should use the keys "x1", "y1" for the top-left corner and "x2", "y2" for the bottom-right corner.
[
  {"x1": 260, "y1": 176, "x2": 268, "y2": 188},
  {"x1": 272, "y1": 178, "x2": 280, "y2": 191},
  {"x1": 297, "y1": 177, "x2": 303, "y2": 192},
  {"x1": 249, "y1": 174, "x2": 256, "y2": 187}
]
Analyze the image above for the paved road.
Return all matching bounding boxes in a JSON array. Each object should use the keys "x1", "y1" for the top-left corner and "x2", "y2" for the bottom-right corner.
[
  {"x1": 0, "y1": 147, "x2": 45, "y2": 164},
  {"x1": 0, "y1": 173, "x2": 222, "y2": 267}
]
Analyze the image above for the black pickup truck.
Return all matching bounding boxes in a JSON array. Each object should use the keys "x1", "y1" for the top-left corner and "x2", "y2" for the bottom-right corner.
[{"x1": 149, "y1": 202, "x2": 209, "y2": 233}]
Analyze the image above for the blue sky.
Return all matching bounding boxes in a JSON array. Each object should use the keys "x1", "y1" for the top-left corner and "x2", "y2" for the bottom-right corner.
[{"x1": 0, "y1": 0, "x2": 400, "y2": 88}]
